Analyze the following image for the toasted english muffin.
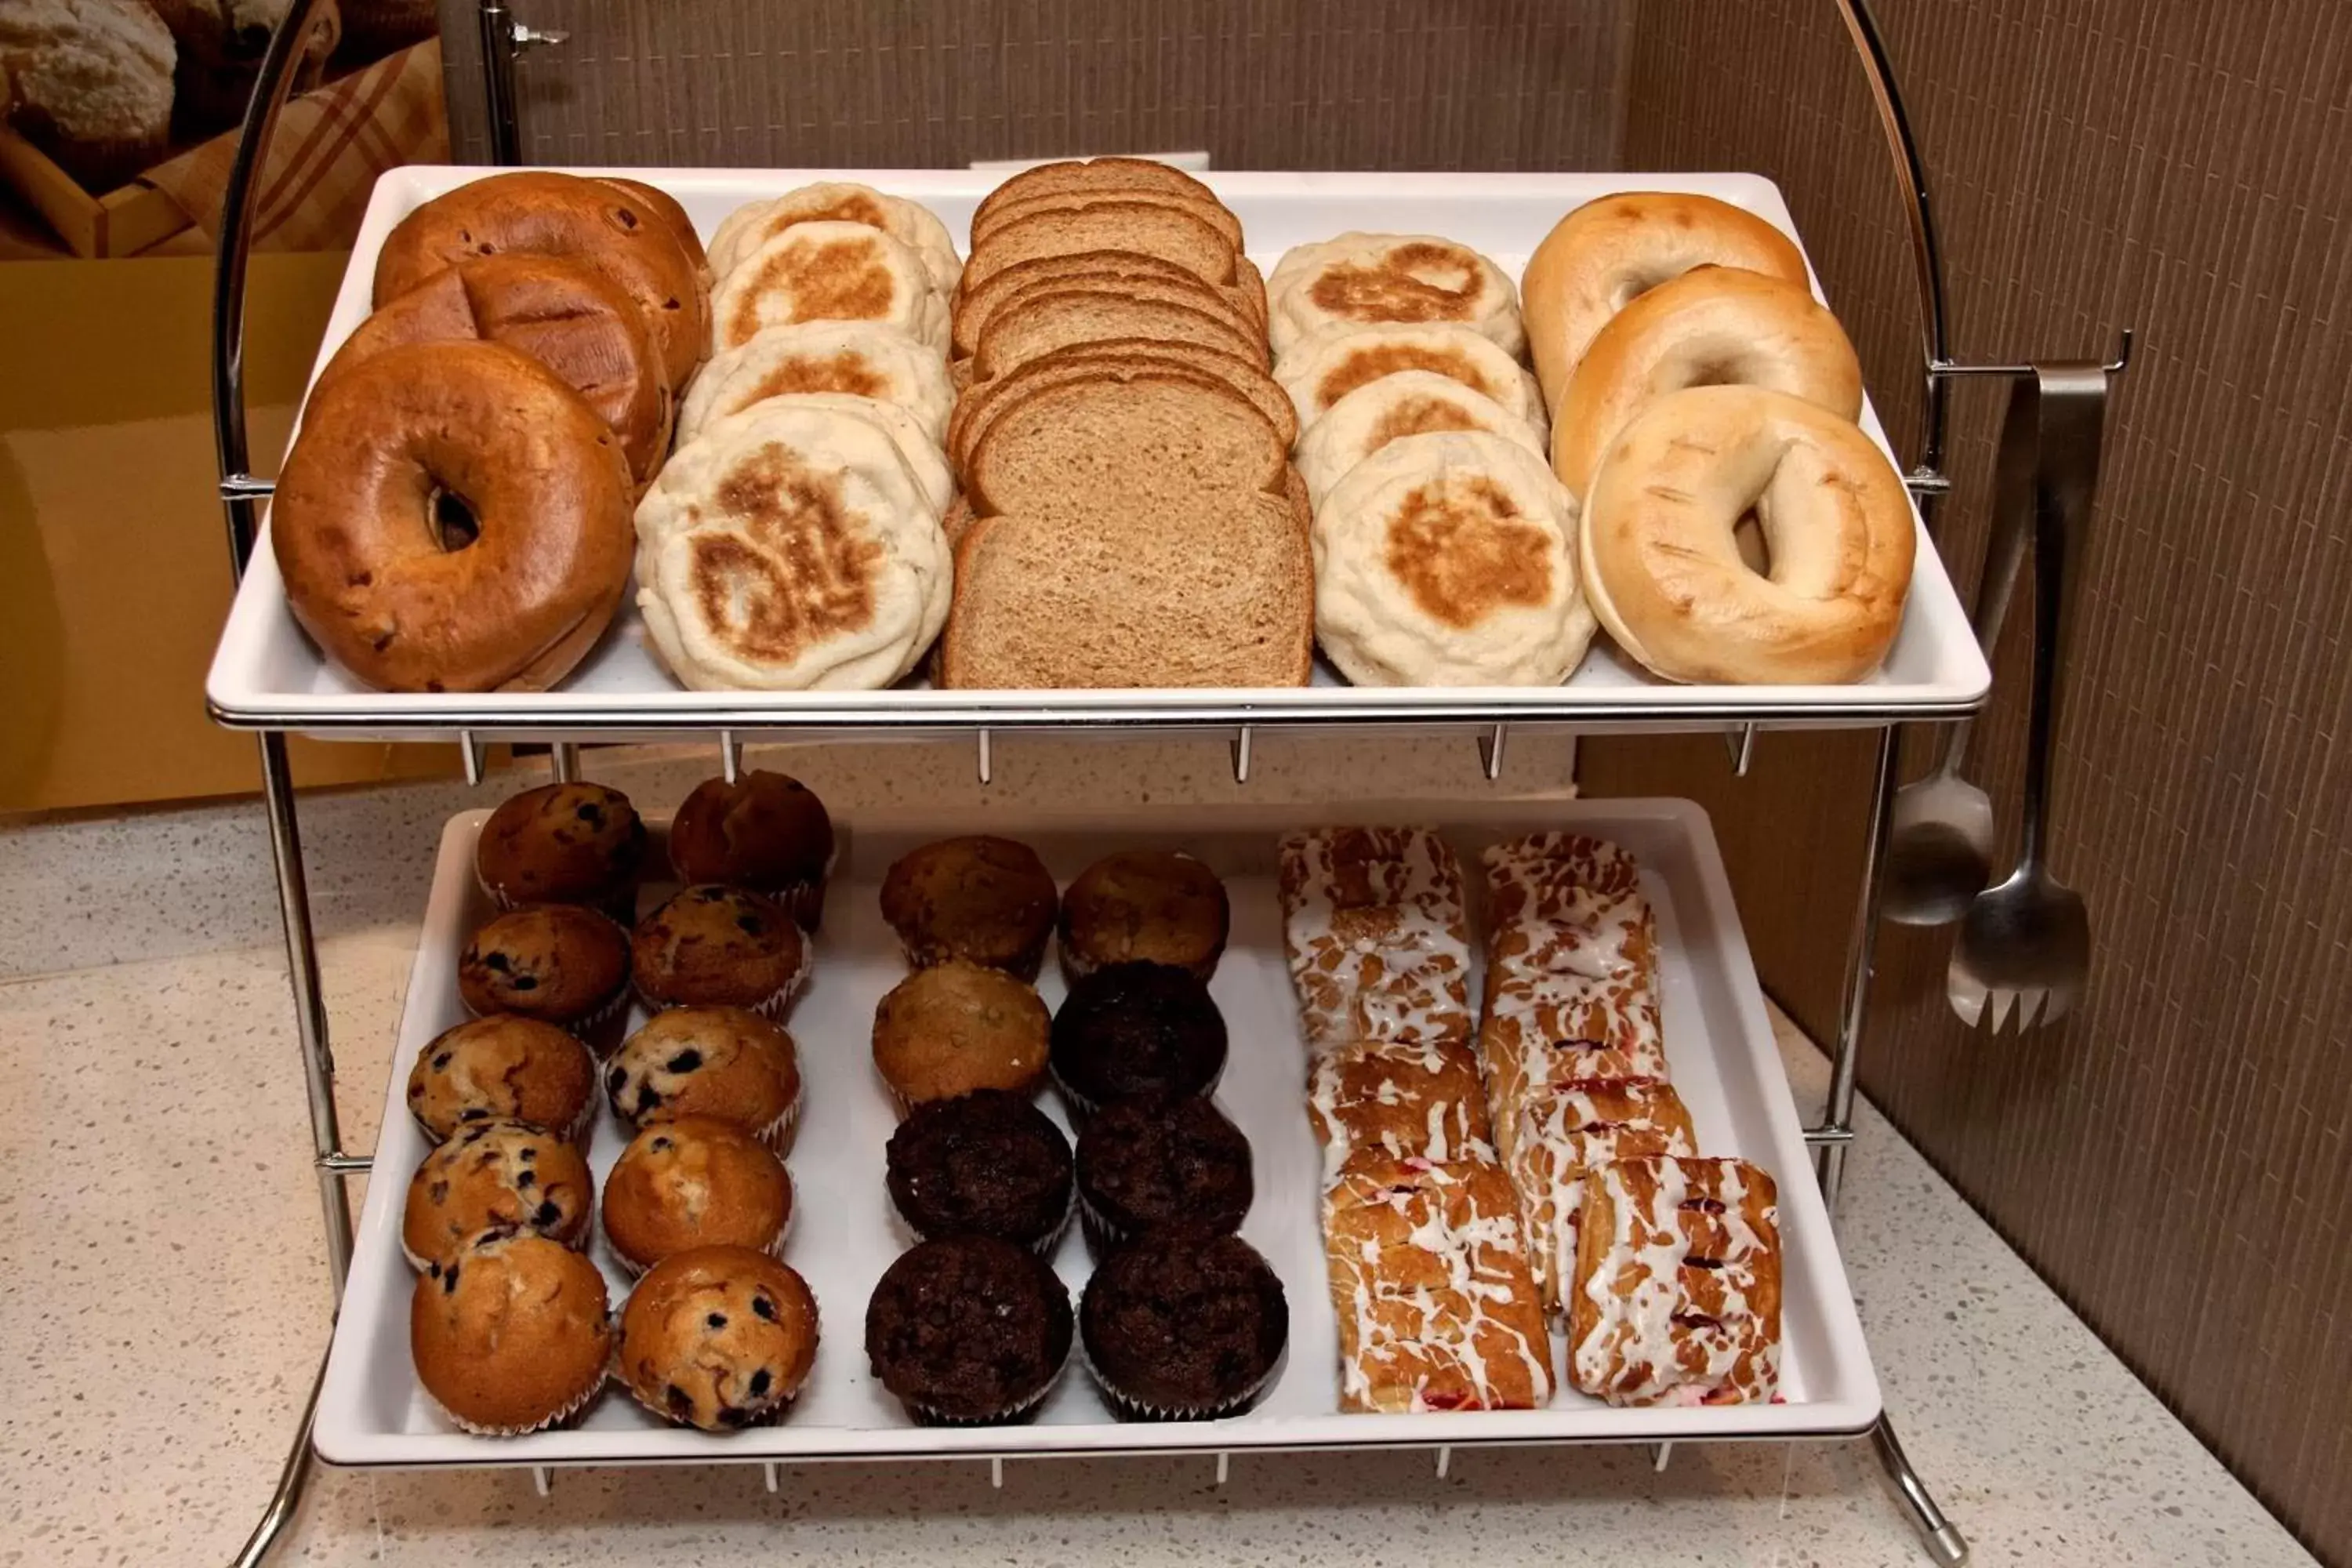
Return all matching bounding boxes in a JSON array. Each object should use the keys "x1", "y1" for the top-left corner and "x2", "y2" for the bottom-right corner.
[
  {"x1": 635, "y1": 403, "x2": 949, "y2": 690},
  {"x1": 1266, "y1": 232, "x2": 1523, "y2": 358},
  {"x1": 1276, "y1": 321, "x2": 1546, "y2": 434},
  {"x1": 1311, "y1": 430, "x2": 1593, "y2": 687},
  {"x1": 709, "y1": 220, "x2": 949, "y2": 355},
  {"x1": 1294, "y1": 369, "x2": 1548, "y2": 507},
  {"x1": 677, "y1": 319, "x2": 955, "y2": 445},
  {"x1": 710, "y1": 183, "x2": 960, "y2": 293}
]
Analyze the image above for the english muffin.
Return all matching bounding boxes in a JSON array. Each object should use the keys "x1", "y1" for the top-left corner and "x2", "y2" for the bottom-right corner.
[
  {"x1": 634, "y1": 401, "x2": 950, "y2": 691},
  {"x1": 710, "y1": 183, "x2": 960, "y2": 293},
  {"x1": 1312, "y1": 430, "x2": 1594, "y2": 688},
  {"x1": 709, "y1": 220, "x2": 948, "y2": 354},
  {"x1": 1294, "y1": 369, "x2": 1549, "y2": 507},
  {"x1": 1276, "y1": 321, "x2": 1547, "y2": 434},
  {"x1": 677, "y1": 318, "x2": 956, "y2": 446},
  {"x1": 1266, "y1": 232, "x2": 1523, "y2": 357}
]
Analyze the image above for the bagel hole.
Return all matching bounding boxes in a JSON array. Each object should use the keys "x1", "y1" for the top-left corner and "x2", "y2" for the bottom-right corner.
[
  {"x1": 1734, "y1": 509, "x2": 1773, "y2": 576},
  {"x1": 428, "y1": 488, "x2": 481, "y2": 554}
]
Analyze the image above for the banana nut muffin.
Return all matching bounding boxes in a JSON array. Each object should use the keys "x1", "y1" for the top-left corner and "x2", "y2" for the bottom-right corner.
[{"x1": 879, "y1": 836, "x2": 1058, "y2": 979}]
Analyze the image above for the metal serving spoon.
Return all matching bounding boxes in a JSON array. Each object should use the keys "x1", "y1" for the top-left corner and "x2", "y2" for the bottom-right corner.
[
  {"x1": 1882, "y1": 376, "x2": 2039, "y2": 926},
  {"x1": 1947, "y1": 364, "x2": 2109, "y2": 1031}
]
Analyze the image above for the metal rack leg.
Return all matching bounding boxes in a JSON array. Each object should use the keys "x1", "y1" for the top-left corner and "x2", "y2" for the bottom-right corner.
[
  {"x1": 227, "y1": 1347, "x2": 328, "y2": 1568},
  {"x1": 1816, "y1": 722, "x2": 1901, "y2": 1212},
  {"x1": 1874, "y1": 1417, "x2": 1970, "y2": 1566}
]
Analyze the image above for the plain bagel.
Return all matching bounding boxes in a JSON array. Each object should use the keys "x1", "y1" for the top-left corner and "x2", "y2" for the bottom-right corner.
[
  {"x1": 1521, "y1": 191, "x2": 1810, "y2": 409},
  {"x1": 1580, "y1": 383, "x2": 1915, "y2": 685},
  {"x1": 272, "y1": 341, "x2": 635, "y2": 693},
  {"x1": 1551, "y1": 265, "x2": 1863, "y2": 498}
]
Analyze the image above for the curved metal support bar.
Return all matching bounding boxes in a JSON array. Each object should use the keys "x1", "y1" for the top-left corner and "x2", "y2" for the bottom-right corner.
[
  {"x1": 227, "y1": 1346, "x2": 327, "y2": 1568},
  {"x1": 1829, "y1": 0, "x2": 1951, "y2": 506},
  {"x1": 211, "y1": 0, "x2": 331, "y2": 580},
  {"x1": 1873, "y1": 1417, "x2": 1971, "y2": 1565}
]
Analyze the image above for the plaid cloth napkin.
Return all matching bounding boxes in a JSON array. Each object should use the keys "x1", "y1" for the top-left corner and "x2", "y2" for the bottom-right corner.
[{"x1": 142, "y1": 35, "x2": 448, "y2": 253}]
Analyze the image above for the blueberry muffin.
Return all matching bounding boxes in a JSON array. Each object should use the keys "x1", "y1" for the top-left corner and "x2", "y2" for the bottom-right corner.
[
  {"x1": 475, "y1": 782, "x2": 647, "y2": 920},
  {"x1": 412, "y1": 1232, "x2": 612, "y2": 1435},
  {"x1": 601, "y1": 1115, "x2": 793, "y2": 1275},
  {"x1": 1047, "y1": 961, "x2": 1229, "y2": 1119},
  {"x1": 406, "y1": 1015, "x2": 597, "y2": 1144},
  {"x1": 865, "y1": 1236, "x2": 1073, "y2": 1424},
  {"x1": 604, "y1": 1006, "x2": 802, "y2": 1151},
  {"x1": 630, "y1": 885, "x2": 808, "y2": 1017},
  {"x1": 457, "y1": 905, "x2": 632, "y2": 1036},
  {"x1": 1058, "y1": 850, "x2": 1229, "y2": 982},
  {"x1": 1079, "y1": 1228, "x2": 1287, "y2": 1421},
  {"x1": 666, "y1": 771, "x2": 836, "y2": 928},
  {"x1": 1075, "y1": 1093, "x2": 1253, "y2": 1247},
  {"x1": 616, "y1": 1246, "x2": 821, "y2": 1431},
  {"x1": 401, "y1": 1120, "x2": 595, "y2": 1270},
  {"x1": 885, "y1": 1091, "x2": 1074, "y2": 1254},
  {"x1": 879, "y1": 837, "x2": 1058, "y2": 979},
  {"x1": 870, "y1": 960, "x2": 1051, "y2": 1112}
]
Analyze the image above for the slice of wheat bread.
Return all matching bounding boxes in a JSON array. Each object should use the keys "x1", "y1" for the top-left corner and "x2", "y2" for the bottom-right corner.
[
  {"x1": 972, "y1": 157, "x2": 1225, "y2": 230},
  {"x1": 977, "y1": 274, "x2": 1263, "y2": 372},
  {"x1": 952, "y1": 248, "x2": 1265, "y2": 359},
  {"x1": 941, "y1": 371, "x2": 1312, "y2": 688},
  {"x1": 974, "y1": 187, "x2": 1245, "y2": 252},
  {"x1": 948, "y1": 339, "x2": 1295, "y2": 477},
  {"x1": 972, "y1": 289, "x2": 1269, "y2": 380},
  {"x1": 964, "y1": 201, "x2": 1241, "y2": 298}
]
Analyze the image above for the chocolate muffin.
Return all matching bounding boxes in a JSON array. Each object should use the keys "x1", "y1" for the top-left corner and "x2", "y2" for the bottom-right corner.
[
  {"x1": 474, "y1": 782, "x2": 647, "y2": 919},
  {"x1": 401, "y1": 1120, "x2": 594, "y2": 1270},
  {"x1": 879, "y1": 836, "x2": 1058, "y2": 978},
  {"x1": 870, "y1": 960, "x2": 1051, "y2": 1112},
  {"x1": 1079, "y1": 1228, "x2": 1287, "y2": 1421},
  {"x1": 864, "y1": 1236, "x2": 1073, "y2": 1424},
  {"x1": 601, "y1": 1116, "x2": 793, "y2": 1276},
  {"x1": 631, "y1": 885, "x2": 808, "y2": 1017},
  {"x1": 412, "y1": 1232, "x2": 612, "y2": 1435},
  {"x1": 885, "y1": 1091, "x2": 1074, "y2": 1254},
  {"x1": 616, "y1": 1246, "x2": 821, "y2": 1431},
  {"x1": 667, "y1": 771, "x2": 836, "y2": 928},
  {"x1": 457, "y1": 905, "x2": 632, "y2": 1036},
  {"x1": 406, "y1": 1015, "x2": 597, "y2": 1144},
  {"x1": 604, "y1": 1006, "x2": 802, "y2": 1150},
  {"x1": 1058, "y1": 850, "x2": 1229, "y2": 982},
  {"x1": 1075, "y1": 1093, "x2": 1253, "y2": 1247},
  {"x1": 1047, "y1": 961, "x2": 1229, "y2": 1119}
]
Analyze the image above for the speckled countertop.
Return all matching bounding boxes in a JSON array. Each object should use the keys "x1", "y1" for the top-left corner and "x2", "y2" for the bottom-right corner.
[{"x1": 0, "y1": 737, "x2": 2318, "y2": 1567}]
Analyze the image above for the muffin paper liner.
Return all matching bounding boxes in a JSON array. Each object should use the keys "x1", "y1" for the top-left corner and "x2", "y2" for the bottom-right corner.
[
  {"x1": 1075, "y1": 1333, "x2": 1287, "y2": 1424},
  {"x1": 426, "y1": 1361, "x2": 608, "y2": 1438},
  {"x1": 903, "y1": 1340, "x2": 1073, "y2": 1428},
  {"x1": 757, "y1": 1081, "x2": 804, "y2": 1156}
]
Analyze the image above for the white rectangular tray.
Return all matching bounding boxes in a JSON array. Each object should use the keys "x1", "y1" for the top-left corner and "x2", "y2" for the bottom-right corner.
[
  {"x1": 207, "y1": 166, "x2": 1987, "y2": 739},
  {"x1": 314, "y1": 796, "x2": 1879, "y2": 1468}
]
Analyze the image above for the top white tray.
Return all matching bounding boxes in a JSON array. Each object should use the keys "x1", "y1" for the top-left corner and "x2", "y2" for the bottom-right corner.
[{"x1": 205, "y1": 167, "x2": 1989, "y2": 740}]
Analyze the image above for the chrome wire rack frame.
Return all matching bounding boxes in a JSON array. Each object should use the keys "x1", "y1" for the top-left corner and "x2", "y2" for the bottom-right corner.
[{"x1": 209, "y1": 3, "x2": 2136, "y2": 1562}]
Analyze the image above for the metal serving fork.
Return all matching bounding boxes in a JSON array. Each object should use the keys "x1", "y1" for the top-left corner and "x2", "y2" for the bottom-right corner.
[{"x1": 1947, "y1": 363, "x2": 2110, "y2": 1031}]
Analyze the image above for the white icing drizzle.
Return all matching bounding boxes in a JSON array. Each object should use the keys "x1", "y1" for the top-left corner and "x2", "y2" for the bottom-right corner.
[
  {"x1": 1569, "y1": 1156, "x2": 1781, "y2": 1406},
  {"x1": 1323, "y1": 1156, "x2": 1555, "y2": 1411}
]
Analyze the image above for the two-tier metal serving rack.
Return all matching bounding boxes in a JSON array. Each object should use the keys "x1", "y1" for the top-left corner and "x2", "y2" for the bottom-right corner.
[{"x1": 203, "y1": 3, "x2": 2129, "y2": 1562}]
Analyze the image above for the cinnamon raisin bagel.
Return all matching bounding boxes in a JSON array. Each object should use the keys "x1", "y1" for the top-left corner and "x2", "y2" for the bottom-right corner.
[
  {"x1": 1521, "y1": 192, "x2": 1811, "y2": 409},
  {"x1": 373, "y1": 172, "x2": 708, "y2": 388},
  {"x1": 1579, "y1": 384, "x2": 1914, "y2": 685},
  {"x1": 272, "y1": 341, "x2": 635, "y2": 693},
  {"x1": 1550, "y1": 266, "x2": 1862, "y2": 499},
  {"x1": 321, "y1": 253, "x2": 673, "y2": 483},
  {"x1": 594, "y1": 176, "x2": 707, "y2": 275}
]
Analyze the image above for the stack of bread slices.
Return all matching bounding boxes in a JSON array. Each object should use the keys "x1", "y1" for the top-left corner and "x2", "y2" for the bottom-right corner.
[
  {"x1": 633, "y1": 183, "x2": 964, "y2": 691},
  {"x1": 936, "y1": 158, "x2": 1314, "y2": 689},
  {"x1": 1269, "y1": 234, "x2": 1593, "y2": 688}
]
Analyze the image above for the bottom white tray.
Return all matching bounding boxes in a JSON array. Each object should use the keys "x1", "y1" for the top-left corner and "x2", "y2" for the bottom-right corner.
[{"x1": 315, "y1": 797, "x2": 1878, "y2": 1468}]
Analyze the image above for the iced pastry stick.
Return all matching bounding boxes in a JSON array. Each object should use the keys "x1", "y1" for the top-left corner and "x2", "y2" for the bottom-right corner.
[
  {"x1": 1508, "y1": 1079, "x2": 1697, "y2": 1308},
  {"x1": 1476, "y1": 976, "x2": 1672, "y2": 1162},
  {"x1": 1480, "y1": 832, "x2": 1660, "y2": 996},
  {"x1": 1569, "y1": 1155, "x2": 1781, "y2": 1406},
  {"x1": 1322, "y1": 1154, "x2": 1554, "y2": 1412},
  {"x1": 1279, "y1": 828, "x2": 1473, "y2": 1047},
  {"x1": 1305, "y1": 1036, "x2": 1493, "y2": 1187}
]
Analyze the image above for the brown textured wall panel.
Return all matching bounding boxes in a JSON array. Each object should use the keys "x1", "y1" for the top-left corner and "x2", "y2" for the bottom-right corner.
[
  {"x1": 439, "y1": 0, "x2": 1632, "y2": 172},
  {"x1": 1592, "y1": 2, "x2": 2352, "y2": 1563}
]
